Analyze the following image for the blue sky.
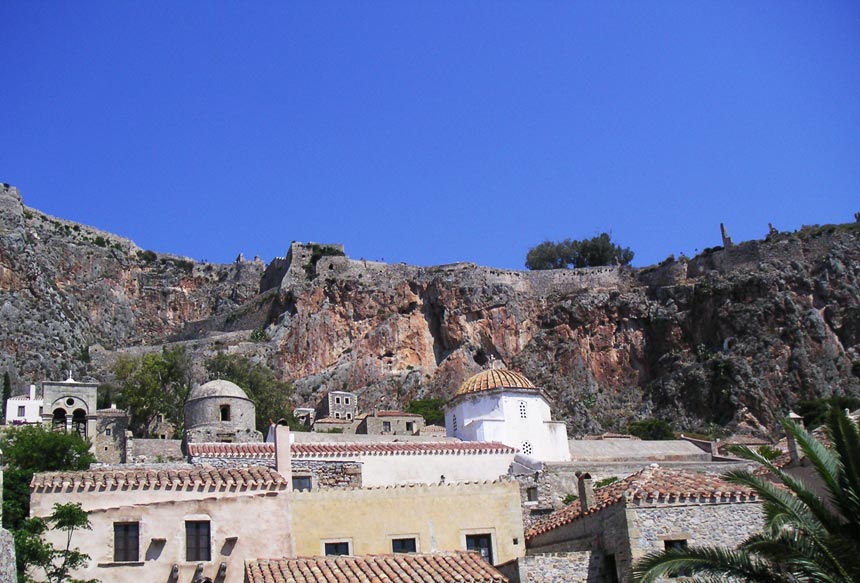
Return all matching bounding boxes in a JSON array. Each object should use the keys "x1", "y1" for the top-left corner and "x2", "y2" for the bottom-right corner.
[{"x1": 2, "y1": 2, "x2": 858, "y2": 269}]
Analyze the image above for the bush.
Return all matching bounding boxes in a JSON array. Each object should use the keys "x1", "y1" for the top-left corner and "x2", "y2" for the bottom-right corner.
[
  {"x1": 526, "y1": 233, "x2": 633, "y2": 270},
  {"x1": 628, "y1": 418, "x2": 675, "y2": 440},
  {"x1": 406, "y1": 398, "x2": 446, "y2": 426},
  {"x1": 250, "y1": 328, "x2": 269, "y2": 343},
  {"x1": 137, "y1": 249, "x2": 158, "y2": 263}
]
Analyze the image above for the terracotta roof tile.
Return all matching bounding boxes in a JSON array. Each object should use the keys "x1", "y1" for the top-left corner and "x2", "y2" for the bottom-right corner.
[
  {"x1": 456, "y1": 369, "x2": 535, "y2": 397},
  {"x1": 525, "y1": 465, "x2": 758, "y2": 541},
  {"x1": 246, "y1": 552, "x2": 508, "y2": 583},
  {"x1": 187, "y1": 441, "x2": 516, "y2": 459},
  {"x1": 374, "y1": 410, "x2": 423, "y2": 418},
  {"x1": 30, "y1": 465, "x2": 288, "y2": 493}
]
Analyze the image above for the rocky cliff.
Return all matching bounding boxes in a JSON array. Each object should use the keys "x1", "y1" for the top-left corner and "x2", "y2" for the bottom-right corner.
[{"x1": 2, "y1": 184, "x2": 858, "y2": 435}]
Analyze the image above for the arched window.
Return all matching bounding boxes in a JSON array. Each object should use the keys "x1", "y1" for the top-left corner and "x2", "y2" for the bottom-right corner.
[
  {"x1": 519, "y1": 401, "x2": 528, "y2": 419},
  {"x1": 521, "y1": 441, "x2": 533, "y2": 456},
  {"x1": 72, "y1": 409, "x2": 87, "y2": 437},
  {"x1": 220, "y1": 405, "x2": 231, "y2": 422},
  {"x1": 52, "y1": 408, "x2": 67, "y2": 432}
]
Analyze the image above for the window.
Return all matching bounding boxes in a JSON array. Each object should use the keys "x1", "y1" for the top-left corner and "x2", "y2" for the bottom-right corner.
[
  {"x1": 324, "y1": 541, "x2": 350, "y2": 556},
  {"x1": 335, "y1": 412, "x2": 341, "y2": 419},
  {"x1": 220, "y1": 405, "x2": 231, "y2": 422},
  {"x1": 345, "y1": 397, "x2": 350, "y2": 405},
  {"x1": 392, "y1": 538, "x2": 417, "y2": 553},
  {"x1": 383, "y1": 421, "x2": 391, "y2": 432},
  {"x1": 519, "y1": 400, "x2": 527, "y2": 419},
  {"x1": 186, "y1": 521, "x2": 211, "y2": 562},
  {"x1": 113, "y1": 522, "x2": 139, "y2": 562},
  {"x1": 346, "y1": 413, "x2": 352, "y2": 420},
  {"x1": 521, "y1": 441, "x2": 533, "y2": 456},
  {"x1": 526, "y1": 487, "x2": 538, "y2": 502},
  {"x1": 17, "y1": 406, "x2": 25, "y2": 417},
  {"x1": 156, "y1": 414, "x2": 164, "y2": 423},
  {"x1": 105, "y1": 428, "x2": 112, "y2": 436},
  {"x1": 466, "y1": 534, "x2": 493, "y2": 564},
  {"x1": 335, "y1": 397, "x2": 341, "y2": 404},
  {"x1": 452, "y1": 415, "x2": 457, "y2": 432},
  {"x1": 292, "y1": 476, "x2": 312, "y2": 491},
  {"x1": 664, "y1": 540, "x2": 690, "y2": 577},
  {"x1": 406, "y1": 422, "x2": 414, "y2": 432}
]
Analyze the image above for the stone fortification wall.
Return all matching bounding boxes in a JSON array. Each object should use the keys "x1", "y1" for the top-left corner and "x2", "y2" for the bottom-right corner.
[{"x1": 260, "y1": 256, "x2": 289, "y2": 293}]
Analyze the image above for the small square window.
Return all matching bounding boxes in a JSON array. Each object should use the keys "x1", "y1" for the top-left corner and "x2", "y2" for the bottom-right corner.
[
  {"x1": 345, "y1": 397, "x2": 350, "y2": 405},
  {"x1": 664, "y1": 540, "x2": 689, "y2": 577},
  {"x1": 383, "y1": 421, "x2": 391, "y2": 432},
  {"x1": 406, "y1": 422, "x2": 414, "y2": 432},
  {"x1": 17, "y1": 406, "x2": 25, "y2": 417},
  {"x1": 113, "y1": 522, "x2": 139, "y2": 562},
  {"x1": 156, "y1": 414, "x2": 164, "y2": 423},
  {"x1": 526, "y1": 487, "x2": 538, "y2": 502},
  {"x1": 335, "y1": 412, "x2": 341, "y2": 419},
  {"x1": 105, "y1": 428, "x2": 112, "y2": 436},
  {"x1": 335, "y1": 397, "x2": 341, "y2": 404},
  {"x1": 466, "y1": 533, "x2": 493, "y2": 564},
  {"x1": 324, "y1": 541, "x2": 350, "y2": 556},
  {"x1": 392, "y1": 537, "x2": 417, "y2": 553},
  {"x1": 186, "y1": 520, "x2": 211, "y2": 562},
  {"x1": 346, "y1": 413, "x2": 352, "y2": 420},
  {"x1": 292, "y1": 476, "x2": 312, "y2": 491}
]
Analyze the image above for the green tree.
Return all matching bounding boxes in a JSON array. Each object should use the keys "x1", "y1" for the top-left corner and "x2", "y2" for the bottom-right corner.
[
  {"x1": 2, "y1": 370, "x2": 11, "y2": 417},
  {"x1": 113, "y1": 346, "x2": 191, "y2": 437},
  {"x1": 14, "y1": 502, "x2": 98, "y2": 583},
  {"x1": 525, "y1": 233, "x2": 634, "y2": 270},
  {"x1": 1, "y1": 426, "x2": 96, "y2": 532},
  {"x1": 205, "y1": 353, "x2": 298, "y2": 432},
  {"x1": 634, "y1": 408, "x2": 860, "y2": 583},
  {"x1": 627, "y1": 418, "x2": 674, "y2": 440},
  {"x1": 406, "y1": 398, "x2": 446, "y2": 426}
]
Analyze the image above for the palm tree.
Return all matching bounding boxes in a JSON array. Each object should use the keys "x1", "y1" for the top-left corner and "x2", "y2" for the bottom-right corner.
[{"x1": 633, "y1": 407, "x2": 860, "y2": 583}]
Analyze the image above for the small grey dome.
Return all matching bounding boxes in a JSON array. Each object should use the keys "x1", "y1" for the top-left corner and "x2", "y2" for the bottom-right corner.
[{"x1": 187, "y1": 379, "x2": 250, "y2": 401}]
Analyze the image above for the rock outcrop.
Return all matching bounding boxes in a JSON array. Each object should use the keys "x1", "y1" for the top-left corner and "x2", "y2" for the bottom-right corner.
[{"x1": 2, "y1": 184, "x2": 859, "y2": 435}]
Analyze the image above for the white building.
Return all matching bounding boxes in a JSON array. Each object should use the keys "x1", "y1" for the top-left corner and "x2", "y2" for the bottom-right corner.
[
  {"x1": 445, "y1": 368, "x2": 571, "y2": 462},
  {"x1": 4, "y1": 384, "x2": 42, "y2": 424}
]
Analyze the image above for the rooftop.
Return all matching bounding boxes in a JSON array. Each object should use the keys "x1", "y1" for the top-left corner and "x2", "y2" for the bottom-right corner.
[
  {"x1": 31, "y1": 465, "x2": 287, "y2": 493},
  {"x1": 187, "y1": 441, "x2": 516, "y2": 459},
  {"x1": 526, "y1": 465, "x2": 759, "y2": 541},
  {"x1": 455, "y1": 368, "x2": 535, "y2": 397},
  {"x1": 245, "y1": 552, "x2": 508, "y2": 583},
  {"x1": 187, "y1": 379, "x2": 250, "y2": 401}
]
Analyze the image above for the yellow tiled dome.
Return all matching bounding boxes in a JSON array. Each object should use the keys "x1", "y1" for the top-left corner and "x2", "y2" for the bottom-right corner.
[{"x1": 455, "y1": 368, "x2": 535, "y2": 397}]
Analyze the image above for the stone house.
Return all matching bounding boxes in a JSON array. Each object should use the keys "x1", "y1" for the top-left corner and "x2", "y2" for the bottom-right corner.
[
  {"x1": 505, "y1": 465, "x2": 764, "y2": 583},
  {"x1": 30, "y1": 465, "x2": 294, "y2": 583},
  {"x1": 356, "y1": 410, "x2": 424, "y2": 435},
  {"x1": 314, "y1": 390, "x2": 358, "y2": 423},
  {"x1": 246, "y1": 551, "x2": 509, "y2": 583},
  {"x1": 184, "y1": 379, "x2": 262, "y2": 443}
]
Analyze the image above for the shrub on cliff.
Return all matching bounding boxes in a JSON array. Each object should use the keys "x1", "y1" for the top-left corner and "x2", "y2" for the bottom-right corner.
[
  {"x1": 628, "y1": 418, "x2": 674, "y2": 440},
  {"x1": 525, "y1": 233, "x2": 634, "y2": 270}
]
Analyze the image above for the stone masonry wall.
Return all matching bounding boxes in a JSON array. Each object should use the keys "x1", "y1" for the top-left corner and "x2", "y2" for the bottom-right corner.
[
  {"x1": 499, "y1": 551, "x2": 598, "y2": 583},
  {"x1": 291, "y1": 459, "x2": 362, "y2": 489},
  {"x1": 515, "y1": 473, "x2": 556, "y2": 529}
]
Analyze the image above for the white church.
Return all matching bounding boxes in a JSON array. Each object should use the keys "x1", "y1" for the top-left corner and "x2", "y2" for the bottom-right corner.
[{"x1": 445, "y1": 365, "x2": 571, "y2": 462}]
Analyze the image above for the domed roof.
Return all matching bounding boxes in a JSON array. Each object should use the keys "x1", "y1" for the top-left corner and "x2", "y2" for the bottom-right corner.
[
  {"x1": 187, "y1": 379, "x2": 250, "y2": 401},
  {"x1": 455, "y1": 368, "x2": 536, "y2": 397}
]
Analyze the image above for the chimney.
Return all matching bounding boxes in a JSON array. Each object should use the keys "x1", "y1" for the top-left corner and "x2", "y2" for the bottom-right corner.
[
  {"x1": 786, "y1": 411, "x2": 803, "y2": 466},
  {"x1": 29, "y1": 384, "x2": 36, "y2": 400},
  {"x1": 577, "y1": 472, "x2": 595, "y2": 512},
  {"x1": 274, "y1": 424, "x2": 292, "y2": 482}
]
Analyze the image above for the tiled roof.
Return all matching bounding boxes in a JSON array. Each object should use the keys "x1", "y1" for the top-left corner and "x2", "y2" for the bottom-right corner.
[
  {"x1": 31, "y1": 466, "x2": 288, "y2": 493},
  {"x1": 374, "y1": 410, "x2": 423, "y2": 418},
  {"x1": 314, "y1": 417, "x2": 354, "y2": 424},
  {"x1": 246, "y1": 552, "x2": 508, "y2": 583},
  {"x1": 455, "y1": 369, "x2": 535, "y2": 397},
  {"x1": 7, "y1": 394, "x2": 39, "y2": 400},
  {"x1": 187, "y1": 441, "x2": 516, "y2": 459},
  {"x1": 526, "y1": 465, "x2": 758, "y2": 541}
]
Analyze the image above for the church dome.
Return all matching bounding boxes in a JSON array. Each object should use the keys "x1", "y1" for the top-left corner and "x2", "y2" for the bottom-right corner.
[
  {"x1": 187, "y1": 379, "x2": 250, "y2": 401},
  {"x1": 455, "y1": 368, "x2": 535, "y2": 397}
]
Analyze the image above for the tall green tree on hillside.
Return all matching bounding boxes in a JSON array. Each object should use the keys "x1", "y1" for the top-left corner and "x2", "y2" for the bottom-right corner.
[
  {"x1": 205, "y1": 353, "x2": 299, "y2": 432},
  {"x1": 2, "y1": 371, "x2": 11, "y2": 418},
  {"x1": 634, "y1": 408, "x2": 860, "y2": 583},
  {"x1": 113, "y1": 346, "x2": 191, "y2": 437},
  {"x1": 525, "y1": 233, "x2": 634, "y2": 270}
]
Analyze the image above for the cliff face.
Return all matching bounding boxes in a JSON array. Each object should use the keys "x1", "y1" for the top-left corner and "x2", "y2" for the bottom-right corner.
[{"x1": 2, "y1": 183, "x2": 859, "y2": 434}]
